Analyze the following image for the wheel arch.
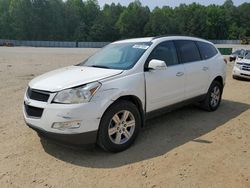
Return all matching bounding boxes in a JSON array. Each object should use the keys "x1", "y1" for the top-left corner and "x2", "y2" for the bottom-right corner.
[
  {"x1": 212, "y1": 76, "x2": 224, "y2": 87},
  {"x1": 204, "y1": 75, "x2": 224, "y2": 99},
  {"x1": 116, "y1": 95, "x2": 145, "y2": 127},
  {"x1": 201, "y1": 75, "x2": 224, "y2": 112},
  {"x1": 101, "y1": 95, "x2": 145, "y2": 128}
]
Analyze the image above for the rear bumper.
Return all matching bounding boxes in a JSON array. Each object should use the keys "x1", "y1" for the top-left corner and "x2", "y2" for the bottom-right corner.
[{"x1": 27, "y1": 122, "x2": 98, "y2": 145}]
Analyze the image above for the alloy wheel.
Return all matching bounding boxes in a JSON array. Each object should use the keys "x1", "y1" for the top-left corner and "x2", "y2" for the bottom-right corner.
[
  {"x1": 210, "y1": 86, "x2": 221, "y2": 107},
  {"x1": 108, "y1": 110, "x2": 136, "y2": 145}
]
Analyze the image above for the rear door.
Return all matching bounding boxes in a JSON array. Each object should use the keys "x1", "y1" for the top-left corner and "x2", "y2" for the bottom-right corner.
[
  {"x1": 144, "y1": 41, "x2": 186, "y2": 112},
  {"x1": 174, "y1": 40, "x2": 210, "y2": 99}
]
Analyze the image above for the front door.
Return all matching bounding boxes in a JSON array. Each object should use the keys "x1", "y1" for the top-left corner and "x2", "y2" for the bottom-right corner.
[{"x1": 144, "y1": 41, "x2": 186, "y2": 112}]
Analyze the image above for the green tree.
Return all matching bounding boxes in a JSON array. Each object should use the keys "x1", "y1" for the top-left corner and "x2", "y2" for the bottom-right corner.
[
  {"x1": 8, "y1": 0, "x2": 33, "y2": 40},
  {"x1": 46, "y1": 0, "x2": 65, "y2": 40},
  {"x1": 174, "y1": 3, "x2": 208, "y2": 38},
  {"x1": 228, "y1": 23, "x2": 245, "y2": 39},
  {"x1": 223, "y1": 0, "x2": 234, "y2": 8},
  {"x1": 237, "y1": 3, "x2": 250, "y2": 37},
  {"x1": 64, "y1": 0, "x2": 85, "y2": 40},
  {"x1": 144, "y1": 6, "x2": 176, "y2": 36},
  {"x1": 0, "y1": 0, "x2": 12, "y2": 38},
  {"x1": 116, "y1": 0, "x2": 150, "y2": 38},
  {"x1": 0, "y1": 0, "x2": 250, "y2": 41},
  {"x1": 89, "y1": 3, "x2": 124, "y2": 41},
  {"x1": 81, "y1": 0, "x2": 100, "y2": 41},
  {"x1": 205, "y1": 5, "x2": 229, "y2": 39}
]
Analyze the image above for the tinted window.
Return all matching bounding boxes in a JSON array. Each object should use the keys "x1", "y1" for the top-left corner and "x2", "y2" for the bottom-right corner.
[
  {"x1": 175, "y1": 40, "x2": 201, "y2": 63},
  {"x1": 147, "y1": 41, "x2": 178, "y2": 66},
  {"x1": 196, "y1": 41, "x2": 218, "y2": 60}
]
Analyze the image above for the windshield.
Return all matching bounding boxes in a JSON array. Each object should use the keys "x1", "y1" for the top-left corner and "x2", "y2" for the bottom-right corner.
[
  {"x1": 232, "y1": 49, "x2": 245, "y2": 56},
  {"x1": 77, "y1": 42, "x2": 152, "y2": 70},
  {"x1": 245, "y1": 53, "x2": 250, "y2": 60}
]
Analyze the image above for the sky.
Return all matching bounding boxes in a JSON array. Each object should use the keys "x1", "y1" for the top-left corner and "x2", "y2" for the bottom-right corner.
[{"x1": 97, "y1": 0, "x2": 248, "y2": 8}]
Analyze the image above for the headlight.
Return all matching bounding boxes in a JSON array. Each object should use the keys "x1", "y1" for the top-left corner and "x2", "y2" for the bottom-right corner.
[
  {"x1": 235, "y1": 62, "x2": 242, "y2": 69},
  {"x1": 53, "y1": 82, "x2": 101, "y2": 104}
]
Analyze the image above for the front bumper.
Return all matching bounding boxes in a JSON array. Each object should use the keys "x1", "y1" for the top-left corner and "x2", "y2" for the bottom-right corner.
[
  {"x1": 232, "y1": 66, "x2": 250, "y2": 79},
  {"x1": 26, "y1": 122, "x2": 97, "y2": 145},
  {"x1": 23, "y1": 88, "x2": 105, "y2": 145}
]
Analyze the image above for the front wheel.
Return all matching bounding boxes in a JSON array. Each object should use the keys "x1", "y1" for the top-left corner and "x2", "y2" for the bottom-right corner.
[
  {"x1": 98, "y1": 100, "x2": 141, "y2": 152},
  {"x1": 200, "y1": 81, "x2": 223, "y2": 112}
]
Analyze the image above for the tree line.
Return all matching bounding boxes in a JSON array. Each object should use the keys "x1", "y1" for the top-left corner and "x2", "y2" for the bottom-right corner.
[{"x1": 0, "y1": 0, "x2": 249, "y2": 42}]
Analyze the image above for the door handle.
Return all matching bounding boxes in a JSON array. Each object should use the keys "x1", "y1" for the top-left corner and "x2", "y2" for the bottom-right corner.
[
  {"x1": 176, "y1": 72, "x2": 184, "y2": 77},
  {"x1": 202, "y1": 66, "x2": 209, "y2": 71}
]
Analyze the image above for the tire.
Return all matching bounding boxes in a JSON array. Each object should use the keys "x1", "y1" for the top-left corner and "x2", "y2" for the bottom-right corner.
[
  {"x1": 97, "y1": 100, "x2": 141, "y2": 152},
  {"x1": 200, "y1": 81, "x2": 223, "y2": 112}
]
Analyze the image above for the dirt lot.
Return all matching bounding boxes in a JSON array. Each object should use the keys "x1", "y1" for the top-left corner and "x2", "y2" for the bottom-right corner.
[{"x1": 0, "y1": 47, "x2": 249, "y2": 188}]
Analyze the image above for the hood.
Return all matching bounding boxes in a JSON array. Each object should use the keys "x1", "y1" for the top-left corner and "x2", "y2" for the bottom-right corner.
[
  {"x1": 236, "y1": 58, "x2": 250, "y2": 65},
  {"x1": 29, "y1": 66, "x2": 123, "y2": 92}
]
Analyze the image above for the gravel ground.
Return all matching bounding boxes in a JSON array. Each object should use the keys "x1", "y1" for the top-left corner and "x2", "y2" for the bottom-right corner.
[{"x1": 0, "y1": 47, "x2": 249, "y2": 188}]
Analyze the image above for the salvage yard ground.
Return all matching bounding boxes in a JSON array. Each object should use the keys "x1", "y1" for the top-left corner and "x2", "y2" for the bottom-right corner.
[{"x1": 0, "y1": 47, "x2": 249, "y2": 188}]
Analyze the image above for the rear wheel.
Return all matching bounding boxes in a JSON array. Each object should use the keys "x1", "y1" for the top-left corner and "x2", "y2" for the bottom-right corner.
[
  {"x1": 201, "y1": 81, "x2": 223, "y2": 111},
  {"x1": 98, "y1": 100, "x2": 141, "y2": 152}
]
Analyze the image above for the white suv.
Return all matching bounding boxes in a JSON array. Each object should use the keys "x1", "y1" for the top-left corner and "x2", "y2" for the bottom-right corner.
[
  {"x1": 23, "y1": 36, "x2": 226, "y2": 152},
  {"x1": 232, "y1": 50, "x2": 250, "y2": 79}
]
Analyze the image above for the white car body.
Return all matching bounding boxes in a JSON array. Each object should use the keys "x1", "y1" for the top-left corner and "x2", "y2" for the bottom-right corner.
[
  {"x1": 232, "y1": 57, "x2": 250, "y2": 79},
  {"x1": 23, "y1": 36, "x2": 226, "y2": 146}
]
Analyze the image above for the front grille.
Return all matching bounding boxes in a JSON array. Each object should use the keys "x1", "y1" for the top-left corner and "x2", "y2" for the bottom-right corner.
[
  {"x1": 27, "y1": 87, "x2": 50, "y2": 102},
  {"x1": 241, "y1": 73, "x2": 250, "y2": 77},
  {"x1": 24, "y1": 104, "x2": 44, "y2": 118},
  {"x1": 242, "y1": 65, "x2": 250, "y2": 72}
]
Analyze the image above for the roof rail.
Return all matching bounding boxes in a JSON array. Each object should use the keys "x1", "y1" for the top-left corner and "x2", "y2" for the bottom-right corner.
[{"x1": 151, "y1": 34, "x2": 201, "y2": 40}]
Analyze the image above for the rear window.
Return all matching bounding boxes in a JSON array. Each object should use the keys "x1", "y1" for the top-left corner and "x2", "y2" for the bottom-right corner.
[
  {"x1": 196, "y1": 41, "x2": 218, "y2": 60},
  {"x1": 174, "y1": 40, "x2": 201, "y2": 63}
]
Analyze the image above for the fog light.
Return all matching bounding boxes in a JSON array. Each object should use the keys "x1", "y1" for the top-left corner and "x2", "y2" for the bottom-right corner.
[{"x1": 52, "y1": 121, "x2": 81, "y2": 130}]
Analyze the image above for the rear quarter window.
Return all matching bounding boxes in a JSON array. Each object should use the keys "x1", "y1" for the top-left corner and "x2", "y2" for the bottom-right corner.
[{"x1": 196, "y1": 41, "x2": 218, "y2": 60}]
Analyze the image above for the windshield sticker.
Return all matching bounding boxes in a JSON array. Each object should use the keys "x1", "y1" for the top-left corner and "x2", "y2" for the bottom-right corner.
[{"x1": 133, "y1": 44, "x2": 150, "y2": 50}]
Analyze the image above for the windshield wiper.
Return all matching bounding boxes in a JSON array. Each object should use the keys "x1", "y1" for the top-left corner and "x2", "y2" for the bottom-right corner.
[{"x1": 90, "y1": 65, "x2": 111, "y2": 69}]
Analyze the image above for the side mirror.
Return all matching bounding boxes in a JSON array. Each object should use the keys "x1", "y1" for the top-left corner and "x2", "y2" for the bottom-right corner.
[{"x1": 148, "y1": 59, "x2": 167, "y2": 70}]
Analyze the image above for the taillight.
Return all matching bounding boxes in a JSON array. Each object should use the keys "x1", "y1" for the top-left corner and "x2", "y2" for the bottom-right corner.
[{"x1": 224, "y1": 58, "x2": 227, "y2": 64}]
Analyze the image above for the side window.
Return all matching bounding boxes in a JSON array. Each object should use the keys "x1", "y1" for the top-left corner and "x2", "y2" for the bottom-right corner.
[
  {"x1": 147, "y1": 41, "x2": 178, "y2": 66},
  {"x1": 174, "y1": 40, "x2": 201, "y2": 63},
  {"x1": 196, "y1": 41, "x2": 218, "y2": 60}
]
